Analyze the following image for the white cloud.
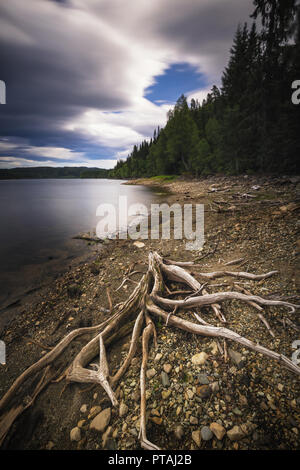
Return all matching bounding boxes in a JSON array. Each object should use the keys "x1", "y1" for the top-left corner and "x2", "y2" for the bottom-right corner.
[
  {"x1": 25, "y1": 146, "x2": 86, "y2": 161},
  {"x1": 0, "y1": 0, "x2": 254, "y2": 167}
]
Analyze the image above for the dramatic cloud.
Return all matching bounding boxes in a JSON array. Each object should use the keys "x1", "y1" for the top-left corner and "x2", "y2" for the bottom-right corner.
[{"x1": 0, "y1": 0, "x2": 254, "y2": 169}]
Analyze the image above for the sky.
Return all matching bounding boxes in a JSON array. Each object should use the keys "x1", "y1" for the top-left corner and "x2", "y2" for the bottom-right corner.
[{"x1": 0, "y1": 0, "x2": 254, "y2": 170}]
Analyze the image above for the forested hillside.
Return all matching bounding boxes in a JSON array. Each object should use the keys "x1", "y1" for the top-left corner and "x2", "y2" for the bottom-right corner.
[
  {"x1": 110, "y1": 1, "x2": 300, "y2": 178},
  {"x1": 0, "y1": 167, "x2": 108, "y2": 179}
]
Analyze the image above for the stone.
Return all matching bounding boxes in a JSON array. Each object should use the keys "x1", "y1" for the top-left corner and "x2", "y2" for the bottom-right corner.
[
  {"x1": 228, "y1": 349, "x2": 244, "y2": 368},
  {"x1": 119, "y1": 402, "x2": 128, "y2": 418},
  {"x1": 239, "y1": 395, "x2": 248, "y2": 406},
  {"x1": 133, "y1": 241, "x2": 145, "y2": 248},
  {"x1": 90, "y1": 408, "x2": 111, "y2": 433},
  {"x1": 196, "y1": 384, "x2": 211, "y2": 399},
  {"x1": 102, "y1": 426, "x2": 112, "y2": 447},
  {"x1": 132, "y1": 390, "x2": 140, "y2": 402},
  {"x1": 70, "y1": 427, "x2": 81, "y2": 442},
  {"x1": 162, "y1": 389, "x2": 171, "y2": 399},
  {"x1": 186, "y1": 389, "x2": 194, "y2": 400},
  {"x1": 198, "y1": 373, "x2": 209, "y2": 385},
  {"x1": 192, "y1": 352, "x2": 208, "y2": 365},
  {"x1": 201, "y1": 426, "x2": 213, "y2": 441},
  {"x1": 161, "y1": 371, "x2": 170, "y2": 387},
  {"x1": 192, "y1": 430, "x2": 201, "y2": 447},
  {"x1": 45, "y1": 441, "x2": 54, "y2": 450},
  {"x1": 154, "y1": 353, "x2": 163, "y2": 362},
  {"x1": 151, "y1": 416, "x2": 163, "y2": 425},
  {"x1": 227, "y1": 425, "x2": 246, "y2": 441},
  {"x1": 163, "y1": 363, "x2": 172, "y2": 374},
  {"x1": 210, "y1": 422, "x2": 226, "y2": 440},
  {"x1": 146, "y1": 368, "x2": 156, "y2": 379},
  {"x1": 278, "y1": 383, "x2": 284, "y2": 392},
  {"x1": 77, "y1": 419, "x2": 86, "y2": 428},
  {"x1": 88, "y1": 406, "x2": 102, "y2": 420},
  {"x1": 106, "y1": 438, "x2": 117, "y2": 450},
  {"x1": 80, "y1": 404, "x2": 88, "y2": 413},
  {"x1": 174, "y1": 425, "x2": 184, "y2": 440},
  {"x1": 190, "y1": 416, "x2": 198, "y2": 425},
  {"x1": 209, "y1": 341, "x2": 219, "y2": 355},
  {"x1": 210, "y1": 381, "x2": 219, "y2": 393}
]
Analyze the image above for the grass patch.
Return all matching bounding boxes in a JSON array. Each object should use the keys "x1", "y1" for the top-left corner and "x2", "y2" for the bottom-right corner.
[
  {"x1": 253, "y1": 191, "x2": 277, "y2": 200},
  {"x1": 150, "y1": 175, "x2": 179, "y2": 182}
]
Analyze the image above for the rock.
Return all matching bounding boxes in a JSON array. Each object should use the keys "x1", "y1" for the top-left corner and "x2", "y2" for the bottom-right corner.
[
  {"x1": 210, "y1": 381, "x2": 219, "y2": 393},
  {"x1": 133, "y1": 241, "x2": 145, "y2": 248},
  {"x1": 90, "y1": 408, "x2": 111, "y2": 433},
  {"x1": 210, "y1": 422, "x2": 226, "y2": 440},
  {"x1": 186, "y1": 389, "x2": 194, "y2": 400},
  {"x1": 163, "y1": 363, "x2": 172, "y2": 374},
  {"x1": 119, "y1": 402, "x2": 128, "y2": 418},
  {"x1": 151, "y1": 416, "x2": 163, "y2": 425},
  {"x1": 146, "y1": 368, "x2": 156, "y2": 379},
  {"x1": 45, "y1": 441, "x2": 54, "y2": 450},
  {"x1": 196, "y1": 384, "x2": 211, "y2": 399},
  {"x1": 228, "y1": 349, "x2": 244, "y2": 368},
  {"x1": 174, "y1": 425, "x2": 184, "y2": 440},
  {"x1": 227, "y1": 425, "x2": 247, "y2": 441},
  {"x1": 201, "y1": 426, "x2": 213, "y2": 441},
  {"x1": 77, "y1": 419, "x2": 86, "y2": 428},
  {"x1": 154, "y1": 353, "x2": 163, "y2": 362},
  {"x1": 161, "y1": 371, "x2": 170, "y2": 387},
  {"x1": 88, "y1": 406, "x2": 102, "y2": 419},
  {"x1": 102, "y1": 426, "x2": 112, "y2": 447},
  {"x1": 162, "y1": 389, "x2": 171, "y2": 399},
  {"x1": 233, "y1": 407, "x2": 242, "y2": 416},
  {"x1": 106, "y1": 438, "x2": 117, "y2": 450},
  {"x1": 239, "y1": 395, "x2": 248, "y2": 406},
  {"x1": 190, "y1": 416, "x2": 198, "y2": 425},
  {"x1": 278, "y1": 383, "x2": 284, "y2": 392},
  {"x1": 209, "y1": 341, "x2": 219, "y2": 355},
  {"x1": 198, "y1": 373, "x2": 209, "y2": 385},
  {"x1": 70, "y1": 427, "x2": 81, "y2": 442},
  {"x1": 192, "y1": 430, "x2": 201, "y2": 447},
  {"x1": 192, "y1": 352, "x2": 208, "y2": 365},
  {"x1": 279, "y1": 202, "x2": 299, "y2": 213},
  {"x1": 80, "y1": 404, "x2": 88, "y2": 413},
  {"x1": 132, "y1": 390, "x2": 140, "y2": 402}
]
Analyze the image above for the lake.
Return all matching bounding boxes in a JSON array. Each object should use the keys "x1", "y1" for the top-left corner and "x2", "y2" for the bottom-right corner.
[{"x1": 0, "y1": 179, "x2": 156, "y2": 310}]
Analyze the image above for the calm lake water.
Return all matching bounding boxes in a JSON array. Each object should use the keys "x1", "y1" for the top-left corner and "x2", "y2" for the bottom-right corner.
[{"x1": 0, "y1": 179, "x2": 156, "y2": 310}]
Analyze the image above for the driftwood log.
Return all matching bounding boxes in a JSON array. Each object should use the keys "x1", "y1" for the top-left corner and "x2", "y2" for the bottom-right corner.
[{"x1": 0, "y1": 251, "x2": 299, "y2": 449}]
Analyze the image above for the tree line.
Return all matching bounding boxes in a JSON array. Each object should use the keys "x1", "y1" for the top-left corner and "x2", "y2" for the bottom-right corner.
[
  {"x1": 0, "y1": 167, "x2": 108, "y2": 179},
  {"x1": 109, "y1": 0, "x2": 300, "y2": 178}
]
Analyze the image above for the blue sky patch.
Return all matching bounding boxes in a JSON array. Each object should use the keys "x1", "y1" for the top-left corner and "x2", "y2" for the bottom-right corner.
[{"x1": 145, "y1": 62, "x2": 207, "y2": 104}]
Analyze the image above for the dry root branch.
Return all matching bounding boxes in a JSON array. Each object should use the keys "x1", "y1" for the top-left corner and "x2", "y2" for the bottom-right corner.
[{"x1": 0, "y1": 251, "x2": 299, "y2": 449}]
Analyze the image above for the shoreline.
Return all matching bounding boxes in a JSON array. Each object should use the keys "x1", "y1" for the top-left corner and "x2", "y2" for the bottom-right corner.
[{"x1": 0, "y1": 174, "x2": 299, "y2": 450}]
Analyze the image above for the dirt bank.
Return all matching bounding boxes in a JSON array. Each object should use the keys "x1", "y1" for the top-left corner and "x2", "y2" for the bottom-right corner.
[{"x1": 0, "y1": 174, "x2": 299, "y2": 450}]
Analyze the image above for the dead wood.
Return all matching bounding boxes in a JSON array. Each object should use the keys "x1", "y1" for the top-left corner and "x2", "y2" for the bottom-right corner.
[{"x1": 0, "y1": 250, "x2": 299, "y2": 449}]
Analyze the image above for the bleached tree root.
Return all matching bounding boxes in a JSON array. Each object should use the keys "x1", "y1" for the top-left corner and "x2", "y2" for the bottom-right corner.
[{"x1": 0, "y1": 251, "x2": 299, "y2": 449}]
